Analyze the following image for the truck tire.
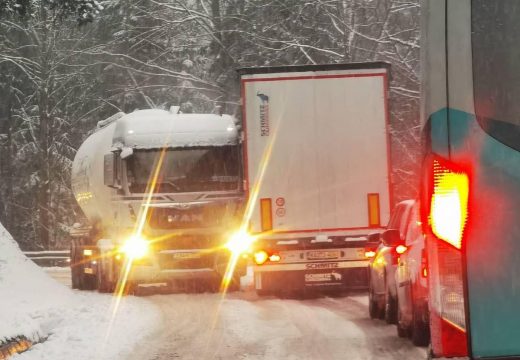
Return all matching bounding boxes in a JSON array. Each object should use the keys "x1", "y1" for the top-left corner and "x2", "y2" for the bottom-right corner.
[
  {"x1": 227, "y1": 275, "x2": 241, "y2": 292},
  {"x1": 411, "y1": 305, "x2": 430, "y2": 346},
  {"x1": 97, "y1": 264, "x2": 114, "y2": 293},
  {"x1": 70, "y1": 241, "x2": 80, "y2": 289}
]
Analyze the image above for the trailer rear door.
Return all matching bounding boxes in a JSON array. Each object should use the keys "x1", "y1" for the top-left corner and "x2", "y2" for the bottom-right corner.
[{"x1": 240, "y1": 64, "x2": 391, "y2": 235}]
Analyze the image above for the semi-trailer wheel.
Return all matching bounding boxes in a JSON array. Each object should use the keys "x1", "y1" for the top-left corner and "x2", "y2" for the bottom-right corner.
[
  {"x1": 97, "y1": 263, "x2": 114, "y2": 293},
  {"x1": 70, "y1": 241, "x2": 80, "y2": 289}
]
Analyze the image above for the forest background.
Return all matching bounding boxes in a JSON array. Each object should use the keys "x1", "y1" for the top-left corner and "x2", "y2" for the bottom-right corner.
[{"x1": 0, "y1": 0, "x2": 420, "y2": 250}]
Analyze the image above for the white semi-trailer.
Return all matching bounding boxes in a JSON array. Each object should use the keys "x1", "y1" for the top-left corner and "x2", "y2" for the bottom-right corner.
[
  {"x1": 70, "y1": 108, "x2": 246, "y2": 292},
  {"x1": 239, "y1": 63, "x2": 392, "y2": 295}
]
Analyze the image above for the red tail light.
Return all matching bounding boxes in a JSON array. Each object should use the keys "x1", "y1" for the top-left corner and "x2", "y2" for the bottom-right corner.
[
  {"x1": 429, "y1": 159, "x2": 469, "y2": 249},
  {"x1": 426, "y1": 156, "x2": 470, "y2": 358},
  {"x1": 395, "y1": 244, "x2": 407, "y2": 255}
]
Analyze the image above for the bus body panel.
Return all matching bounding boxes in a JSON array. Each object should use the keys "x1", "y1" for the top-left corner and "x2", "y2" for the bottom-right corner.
[{"x1": 424, "y1": 0, "x2": 520, "y2": 357}]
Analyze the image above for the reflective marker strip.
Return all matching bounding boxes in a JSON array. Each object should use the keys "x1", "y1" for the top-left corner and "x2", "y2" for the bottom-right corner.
[
  {"x1": 367, "y1": 193, "x2": 381, "y2": 227},
  {"x1": 260, "y1": 198, "x2": 273, "y2": 231},
  {"x1": 253, "y1": 260, "x2": 368, "y2": 272}
]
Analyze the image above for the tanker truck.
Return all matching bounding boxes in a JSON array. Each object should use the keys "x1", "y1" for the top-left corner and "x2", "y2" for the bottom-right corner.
[{"x1": 69, "y1": 107, "x2": 247, "y2": 293}]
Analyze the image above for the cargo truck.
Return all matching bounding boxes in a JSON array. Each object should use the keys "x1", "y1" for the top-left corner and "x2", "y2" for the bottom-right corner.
[
  {"x1": 238, "y1": 62, "x2": 392, "y2": 295},
  {"x1": 70, "y1": 107, "x2": 246, "y2": 293}
]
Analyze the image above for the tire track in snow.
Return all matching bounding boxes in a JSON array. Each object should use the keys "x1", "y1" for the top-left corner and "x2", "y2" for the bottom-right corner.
[{"x1": 130, "y1": 291, "x2": 426, "y2": 360}]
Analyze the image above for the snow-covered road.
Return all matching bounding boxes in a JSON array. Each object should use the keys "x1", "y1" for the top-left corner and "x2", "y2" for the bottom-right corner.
[
  {"x1": 44, "y1": 268, "x2": 427, "y2": 360},
  {"x1": 129, "y1": 292, "x2": 426, "y2": 360}
]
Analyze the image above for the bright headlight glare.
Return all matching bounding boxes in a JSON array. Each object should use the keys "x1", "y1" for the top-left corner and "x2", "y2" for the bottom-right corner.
[
  {"x1": 226, "y1": 230, "x2": 255, "y2": 255},
  {"x1": 121, "y1": 235, "x2": 149, "y2": 259}
]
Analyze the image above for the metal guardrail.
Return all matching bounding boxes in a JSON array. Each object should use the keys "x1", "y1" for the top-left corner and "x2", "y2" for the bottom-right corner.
[{"x1": 23, "y1": 250, "x2": 70, "y2": 267}]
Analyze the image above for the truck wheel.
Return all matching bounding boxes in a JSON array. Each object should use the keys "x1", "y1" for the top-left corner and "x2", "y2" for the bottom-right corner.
[
  {"x1": 81, "y1": 273, "x2": 97, "y2": 290},
  {"x1": 411, "y1": 305, "x2": 430, "y2": 346},
  {"x1": 70, "y1": 241, "x2": 80, "y2": 289},
  {"x1": 97, "y1": 265, "x2": 114, "y2": 293},
  {"x1": 227, "y1": 275, "x2": 241, "y2": 292}
]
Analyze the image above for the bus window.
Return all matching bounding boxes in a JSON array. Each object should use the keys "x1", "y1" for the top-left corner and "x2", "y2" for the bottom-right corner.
[{"x1": 472, "y1": 0, "x2": 520, "y2": 150}]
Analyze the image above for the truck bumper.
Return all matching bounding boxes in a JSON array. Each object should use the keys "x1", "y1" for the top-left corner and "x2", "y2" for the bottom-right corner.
[
  {"x1": 254, "y1": 260, "x2": 369, "y2": 292},
  {"x1": 125, "y1": 251, "x2": 247, "y2": 284}
]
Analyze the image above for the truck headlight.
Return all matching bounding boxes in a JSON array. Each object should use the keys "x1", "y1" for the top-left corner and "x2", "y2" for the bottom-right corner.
[
  {"x1": 226, "y1": 230, "x2": 255, "y2": 255},
  {"x1": 120, "y1": 235, "x2": 149, "y2": 260}
]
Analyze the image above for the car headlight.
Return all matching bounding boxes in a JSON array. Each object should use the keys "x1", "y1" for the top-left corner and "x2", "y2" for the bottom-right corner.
[
  {"x1": 225, "y1": 229, "x2": 255, "y2": 255},
  {"x1": 120, "y1": 235, "x2": 149, "y2": 260}
]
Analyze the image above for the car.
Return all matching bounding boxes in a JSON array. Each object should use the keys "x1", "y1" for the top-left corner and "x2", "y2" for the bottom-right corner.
[
  {"x1": 367, "y1": 200, "x2": 415, "y2": 324},
  {"x1": 395, "y1": 201, "x2": 429, "y2": 346}
]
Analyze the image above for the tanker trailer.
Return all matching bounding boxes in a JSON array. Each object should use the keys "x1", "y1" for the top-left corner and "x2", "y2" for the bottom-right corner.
[{"x1": 70, "y1": 108, "x2": 248, "y2": 293}]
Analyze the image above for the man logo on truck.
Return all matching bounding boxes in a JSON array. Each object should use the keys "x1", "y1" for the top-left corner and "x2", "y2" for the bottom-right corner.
[{"x1": 257, "y1": 92, "x2": 270, "y2": 136}]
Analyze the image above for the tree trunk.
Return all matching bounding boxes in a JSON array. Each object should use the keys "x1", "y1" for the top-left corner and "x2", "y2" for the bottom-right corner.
[{"x1": 38, "y1": 85, "x2": 51, "y2": 250}]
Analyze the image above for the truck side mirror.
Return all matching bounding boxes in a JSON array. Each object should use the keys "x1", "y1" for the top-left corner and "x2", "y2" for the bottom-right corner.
[
  {"x1": 104, "y1": 153, "x2": 120, "y2": 188},
  {"x1": 382, "y1": 229, "x2": 401, "y2": 247}
]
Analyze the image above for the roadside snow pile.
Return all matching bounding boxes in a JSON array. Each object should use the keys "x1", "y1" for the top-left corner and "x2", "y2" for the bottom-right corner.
[{"x1": 0, "y1": 223, "x2": 161, "y2": 360}]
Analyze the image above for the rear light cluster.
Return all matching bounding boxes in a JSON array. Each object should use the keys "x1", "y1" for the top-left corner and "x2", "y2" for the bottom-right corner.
[
  {"x1": 426, "y1": 156, "x2": 470, "y2": 358},
  {"x1": 253, "y1": 250, "x2": 281, "y2": 265},
  {"x1": 429, "y1": 159, "x2": 469, "y2": 250}
]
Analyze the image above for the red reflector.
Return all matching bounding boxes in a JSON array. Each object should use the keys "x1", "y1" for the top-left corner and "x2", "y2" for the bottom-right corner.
[
  {"x1": 429, "y1": 159, "x2": 469, "y2": 249},
  {"x1": 395, "y1": 244, "x2": 407, "y2": 255},
  {"x1": 430, "y1": 310, "x2": 468, "y2": 357}
]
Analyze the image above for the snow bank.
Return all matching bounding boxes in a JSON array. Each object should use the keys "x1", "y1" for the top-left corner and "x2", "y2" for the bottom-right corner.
[{"x1": 0, "y1": 223, "x2": 161, "y2": 360}]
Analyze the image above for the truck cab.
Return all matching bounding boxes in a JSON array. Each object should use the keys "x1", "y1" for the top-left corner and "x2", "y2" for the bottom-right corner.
[{"x1": 70, "y1": 108, "x2": 246, "y2": 293}]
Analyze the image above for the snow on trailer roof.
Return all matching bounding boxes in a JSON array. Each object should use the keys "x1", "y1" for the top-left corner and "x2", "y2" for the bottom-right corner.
[
  {"x1": 237, "y1": 61, "x2": 390, "y2": 76},
  {"x1": 111, "y1": 109, "x2": 239, "y2": 149}
]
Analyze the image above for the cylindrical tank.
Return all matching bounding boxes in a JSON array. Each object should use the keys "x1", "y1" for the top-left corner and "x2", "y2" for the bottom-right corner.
[{"x1": 71, "y1": 118, "x2": 118, "y2": 228}]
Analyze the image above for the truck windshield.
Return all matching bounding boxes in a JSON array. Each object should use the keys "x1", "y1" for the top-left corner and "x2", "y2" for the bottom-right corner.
[{"x1": 127, "y1": 146, "x2": 240, "y2": 193}]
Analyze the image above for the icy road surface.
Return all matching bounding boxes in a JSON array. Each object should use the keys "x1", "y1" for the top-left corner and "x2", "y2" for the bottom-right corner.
[{"x1": 45, "y1": 268, "x2": 426, "y2": 360}]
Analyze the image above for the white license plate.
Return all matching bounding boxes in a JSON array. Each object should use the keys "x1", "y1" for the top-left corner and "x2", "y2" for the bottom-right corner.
[
  {"x1": 307, "y1": 250, "x2": 340, "y2": 260},
  {"x1": 84, "y1": 267, "x2": 94, "y2": 274},
  {"x1": 172, "y1": 252, "x2": 201, "y2": 260}
]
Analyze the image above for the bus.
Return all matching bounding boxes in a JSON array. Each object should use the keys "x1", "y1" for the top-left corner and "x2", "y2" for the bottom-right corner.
[{"x1": 422, "y1": 0, "x2": 520, "y2": 358}]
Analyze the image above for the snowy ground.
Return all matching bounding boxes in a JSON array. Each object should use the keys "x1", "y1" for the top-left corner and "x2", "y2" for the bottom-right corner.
[
  {"x1": 126, "y1": 291, "x2": 427, "y2": 360},
  {"x1": 38, "y1": 248, "x2": 427, "y2": 360},
  {"x1": 0, "y1": 224, "x2": 161, "y2": 360},
  {"x1": 43, "y1": 266, "x2": 428, "y2": 360}
]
